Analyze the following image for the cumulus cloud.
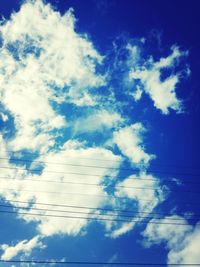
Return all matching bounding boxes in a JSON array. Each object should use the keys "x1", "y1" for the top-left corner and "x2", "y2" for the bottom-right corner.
[
  {"x1": 143, "y1": 216, "x2": 200, "y2": 265},
  {"x1": 0, "y1": 138, "x2": 122, "y2": 236},
  {"x1": 129, "y1": 46, "x2": 188, "y2": 114},
  {"x1": 0, "y1": 0, "x2": 104, "y2": 152},
  {"x1": 113, "y1": 123, "x2": 154, "y2": 166},
  {"x1": 105, "y1": 172, "x2": 165, "y2": 238},
  {"x1": 0, "y1": 236, "x2": 45, "y2": 260}
]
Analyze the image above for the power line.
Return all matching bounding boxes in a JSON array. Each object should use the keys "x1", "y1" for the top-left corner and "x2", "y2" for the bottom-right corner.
[
  {"x1": 1, "y1": 187, "x2": 199, "y2": 209},
  {"x1": 0, "y1": 259, "x2": 200, "y2": 265},
  {"x1": 1, "y1": 199, "x2": 198, "y2": 217},
  {"x1": 0, "y1": 176, "x2": 165, "y2": 191},
  {"x1": 0, "y1": 209, "x2": 196, "y2": 225},
  {"x1": 1, "y1": 150, "x2": 122, "y2": 163},
  {"x1": 0, "y1": 156, "x2": 123, "y2": 170},
  {"x1": 0, "y1": 177, "x2": 200, "y2": 194},
  {"x1": 0, "y1": 165, "x2": 199, "y2": 187},
  {"x1": 3, "y1": 149, "x2": 200, "y2": 170},
  {"x1": 1, "y1": 174, "x2": 200, "y2": 191},
  {"x1": 0, "y1": 158, "x2": 200, "y2": 177},
  {"x1": 0, "y1": 172, "x2": 181, "y2": 185},
  {"x1": 0, "y1": 203, "x2": 197, "y2": 222},
  {"x1": 0, "y1": 184, "x2": 200, "y2": 202}
]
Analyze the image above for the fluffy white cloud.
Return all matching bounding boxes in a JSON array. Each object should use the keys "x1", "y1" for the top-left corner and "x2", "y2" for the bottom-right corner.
[
  {"x1": 0, "y1": 0, "x2": 104, "y2": 152},
  {"x1": 143, "y1": 216, "x2": 200, "y2": 265},
  {"x1": 0, "y1": 0, "x2": 124, "y2": 239},
  {"x1": 0, "y1": 138, "x2": 122, "y2": 236},
  {"x1": 113, "y1": 123, "x2": 154, "y2": 166},
  {"x1": 106, "y1": 172, "x2": 165, "y2": 238},
  {"x1": 0, "y1": 236, "x2": 45, "y2": 260},
  {"x1": 129, "y1": 46, "x2": 188, "y2": 114}
]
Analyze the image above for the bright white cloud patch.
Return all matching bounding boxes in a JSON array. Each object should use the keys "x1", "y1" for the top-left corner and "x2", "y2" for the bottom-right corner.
[
  {"x1": 0, "y1": 138, "x2": 122, "y2": 236},
  {"x1": 0, "y1": 236, "x2": 45, "y2": 260},
  {"x1": 0, "y1": 0, "x2": 104, "y2": 152},
  {"x1": 143, "y1": 217, "x2": 200, "y2": 265},
  {"x1": 73, "y1": 110, "x2": 123, "y2": 134},
  {"x1": 129, "y1": 46, "x2": 188, "y2": 114},
  {"x1": 113, "y1": 123, "x2": 154, "y2": 166},
  {"x1": 105, "y1": 172, "x2": 165, "y2": 238}
]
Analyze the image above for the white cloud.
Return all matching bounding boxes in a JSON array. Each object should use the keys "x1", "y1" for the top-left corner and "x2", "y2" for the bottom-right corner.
[
  {"x1": 113, "y1": 123, "x2": 154, "y2": 166},
  {"x1": 0, "y1": 139, "x2": 123, "y2": 237},
  {"x1": 131, "y1": 85, "x2": 143, "y2": 102},
  {"x1": 106, "y1": 172, "x2": 165, "y2": 238},
  {"x1": 0, "y1": 0, "x2": 125, "y2": 239},
  {"x1": 0, "y1": 236, "x2": 45, "y2": 260},
  {"x1": 72, "y1": 110, "x2": 123, "y2": 134},
  {"x1": 129, "y1": 46, "x2": 188, "y2": 114},
  {"x1": 0, "y1": 0, "x2": 104, "y2": 152},
  {"x1": 143, "y1": 216, "x2": 200, "y2": 265}
]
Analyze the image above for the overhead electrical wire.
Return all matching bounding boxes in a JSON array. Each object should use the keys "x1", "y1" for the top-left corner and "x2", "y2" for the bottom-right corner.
[
  {"x1": 0, "y1": 176, "x2": 166, "y2": 190},
  {"x1": 0, "y1": 184, "x2": 200, "y2": 199},
  {"x1": 0, "y1": 259, "x2": 200, "y2": 265},
  {"x1": 0, "y1": 209, "x2": 196, "y2": 226},
  {"x1": 0, "y1": 157, "x2": 200, "y2": 177},
  {"x1": 0, "y1": 177, "x2": 200, "y2": 194},
  {"x1": 0, "y1": 199, "x2": 199, "y2": 218},
  {"x1": 2, "y1": 149, "x2": 200, "y2": 170},
  {"x1": 0, "y1": 165, "x2": 200, "y2": 187},
  {"x1": 0, "y1": 203, "x2": 198, "y2": 222},
  {"x1": 1, "y1": 171, "x2": 200, "y2": 188}
]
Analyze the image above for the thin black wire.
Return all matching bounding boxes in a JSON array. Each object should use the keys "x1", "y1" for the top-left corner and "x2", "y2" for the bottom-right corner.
[
  {"x1": 0, "y1": 165, "x2": 200, "y2": 186},
  {"x1": 0, "y1": 209, "x2": 195, "y2": 225},
  {"x1": 1, "y1": 184, "x2": 200, "y2": 200},
  {"x1": 0, "y1": 259, "x2": 200, "y2": 265},
  {"x1": 1, "y1": 177, "x2": 200, "y2": 194},
  {"x1": 1, "y1": 187, "x2": 200, "y2": 208},
  {"x1": 0, "y1": 203, "x2": 197, "y2": 222},
  {"x1": 0, "y1": 176, "x2": 165, "y2": 191},
  {"x1": 1, "y1": 150, "x2": 122, "y2": 163},
  {"x1": 0, "y1": 157, "x2": 122, "y2": 170},
  {"x1": 0, "y1": 172, "x2": 183, "y2": 185},
  {"x1": 1, "y1": 198, "x2": 197, "y2": 217},
  {"x1": 3, "y1": 149, "x2": 200, "y2": 170},
  {"x1": 0, "y1": 157, "x2": 200, "y2": 177}
]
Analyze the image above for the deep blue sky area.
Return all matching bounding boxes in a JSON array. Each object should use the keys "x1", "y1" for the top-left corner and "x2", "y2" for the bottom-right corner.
[{"x1": 0, "y1": 1, "x2": 200, "y2": 267}]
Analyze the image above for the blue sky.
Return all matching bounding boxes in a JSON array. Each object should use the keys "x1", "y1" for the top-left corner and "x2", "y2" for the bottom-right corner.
[{"x1": 0, "y1": 0, "x2": 200, "y2": 266}]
